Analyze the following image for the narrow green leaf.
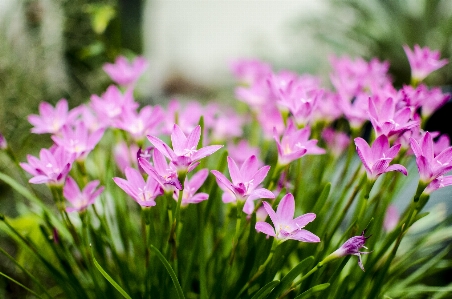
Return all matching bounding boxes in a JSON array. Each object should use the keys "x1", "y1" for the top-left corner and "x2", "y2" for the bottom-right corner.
[
  {"x1": 0, "y1": 246, "x2": 52, "y2": 298},
  {"x1": 151, "y1": 245, "x2": 185, "y2": 299},
  {"x1": 294, "y1": 283, "x2": 330, "y2": 299},
  {"x1": 250, "y1": 280, "x2": 280, "y2": 299},
  {"x1": 267, "y1": 256, "x2": 314, "y2": 299},
  {"x1": 90, "y1": 246, "x2": 132, "y2": 299},
  {"x1": 0, "y1": 271, "x2": 45, "y2": 299},
  {"x1": 312, "y1": 182, "x2": 331, "y2": 212},
  {"x1": 0, "y1": 172, "x2": 69, "y2": 238}
]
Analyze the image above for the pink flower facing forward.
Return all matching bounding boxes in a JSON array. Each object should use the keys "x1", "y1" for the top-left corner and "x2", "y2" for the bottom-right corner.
[
  {"x1": 403, "y1": 45, "x2": 448, "y2": 83},
  {"x1": 20, "y1": 146, "x2": 75, "y2": 186},
  {"x1": 173, "y1": 169, "x2": 209, "y2": 206},
  {"x1": 147, "y1": 124, "x2": 223, "y2": 173},
  {"x1": 255, "y1": 193, "x2": 320, "y2": 243},
  {"x1": 274, "y1": 121, "x2": 325, "y2": 166},
  {"x1": 211, "y1": 155, "x2": 275, "y2": 213},
  {"x1": 103, "y1": 56, "x2": 148, "y2": 87},
  {"x1": 52, "y1": 122, "x2": 104, "y2": 161},
  {"x1": 116, "y1": 105, "x2": 165, "y2": 141},
  {"x1": 139, "y1": 148, "x2": 182, "y2": 191},
  {"x1": 329, "y1": 231, "x2": 371, "y2": 271},
  {"x1": 63, "y1": 176, "x2": 104, "y2": 212},
  {"x1": 113, "y1": 167, "x2": 163, "y2": 207},
  {"x1": 410, "y1": 132, "x2": 452, "y2": 193},
  {"x1": 355, "y1": 134, "x2": 408, "y2": 181},
  {"x1": 28, "y1": 99, "x2": 79, "y2": 135}
]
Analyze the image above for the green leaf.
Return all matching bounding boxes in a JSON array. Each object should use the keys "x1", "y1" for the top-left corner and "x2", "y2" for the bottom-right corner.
[
  {"x1": 0, "y1": 172, "x2": 69, "y2": 238},
  {"x1": 266, "y1": 256, "x2": 314, "y2": 299},
  {"x1": 0, "y1": 271, "x2": 45, "y2": 299},
  {"x1": 250, "y1": 280, "x2": 280, "y2": 299},
  {"x1": 150, "y1": 245, "x2": 185, "y2": 299},
  {"x1": 90, "y1": 246, "x2": 132, "y2": 299},
  {"x1": 294, "y1": 283, "x2": 330, "y2": 299}
]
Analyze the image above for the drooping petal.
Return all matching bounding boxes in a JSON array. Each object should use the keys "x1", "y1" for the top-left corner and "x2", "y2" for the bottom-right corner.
[
  {"x1": 247, "y1": 188, "x2": 275, "y2": 202},
  {"x1": 385, "y1": 164, "x2": 408, "y2": 176}
]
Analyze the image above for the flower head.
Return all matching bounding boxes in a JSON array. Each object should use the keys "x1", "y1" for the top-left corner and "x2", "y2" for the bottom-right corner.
[
  {"x1": 139, "y1": 149, "x2": 182, "y2": 191},
  {"x1": 410, "y1": 132, "x2": 452, "y2": 188},
  {"x1": 113, "y1": 167, "x2": 163, "y2": 207},
  {"x1": 63, "y1": 176, "x2": 104, "y2": 212},
  {"x1": 147, "y1": 124, "x2": 223, "y2": 173},
  {"x1": 103, "y1": 56, "x2": 148, "y2": 87},
  {"x1": 28, "y1": 99, "x2": 79, "y2": 134},
  {"x1": 20, "y1": 146, "x2": 75, "y2": 186},
  {"x1": 255, "y1": 193, "x2": 320, "y2": 243},
  {"x1": 355, "y1": 135, "x2": 408, "y2": 181},
  {"x1": 211, "y1": 155, "x2": 274, "y2": 204},
  {"x1": 329, "y1": 231, "x2": 371, "y2": 271},
  {"x1": 403, "y1": 45, "x2": 448, "y2": 83}
]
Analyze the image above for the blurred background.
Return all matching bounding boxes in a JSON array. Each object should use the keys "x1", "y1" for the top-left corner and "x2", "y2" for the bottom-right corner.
[{"x1": 1, "y1": 0, "x2": 452, "y2": 192}]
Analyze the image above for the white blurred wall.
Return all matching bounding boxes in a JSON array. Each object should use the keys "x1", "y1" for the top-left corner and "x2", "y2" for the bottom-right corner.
[{"x1": 143, "y1": 0, "x2": 329, "y2": 93}]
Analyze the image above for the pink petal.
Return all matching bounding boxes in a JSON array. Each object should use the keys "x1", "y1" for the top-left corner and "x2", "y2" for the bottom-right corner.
[
  {"x1": 289, "y1": 229, "x2": 320, "y2": 243},
  {"x1": 354, "y1": 138, "x2": 372, "y2": 167},
  {"x1": 262, "y1": 201, "x2": 278, "y2": 227},
  {"x1": 186, "y1": 125, "x2": 201, "y2": 151},
  {"x1": 251, "y1": 165, "x2": 271, "y2": 186},
  {"x1": 63, "y1": 176, "x2": 80, "y2": 201},
  {"x1": 191, "y1": 145, "x2": 223, "y2": 162},
  {"x1": 372, "y1": 135, "x2": 389, "y2": 162},
  {"x1": 292, "y1": 213, "x2": 316, "y2": 228},
  {"x1": 385, "y1": 164, "x2": 408, "y2": 176},
  {"x1": 240, "y1": 155, "x2": 259, "y2": 182},
  {"x1": 247, "y1": 188, "x2": 275, "y2": 202},
  {"x1": 227, "y1": 157, "x2": 242, "y2": 186},
  {"x1": 211, "y1": 170, "x2": 234, "y2": 193},
  {"x1": 147, "y1": 135, "x2": 176, "y2": 161},
  {"x1": 276, "y1": 193, "x2": 295, "y2": 222},
  {"x1": 171, "y1": 124, "x2": 188, "y2": 155},
  {"x1": 255, "y1": 222, "x2": 276, "y2": 237}
]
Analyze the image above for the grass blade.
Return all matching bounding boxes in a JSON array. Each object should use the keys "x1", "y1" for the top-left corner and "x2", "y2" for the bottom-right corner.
[
  {"x1": 250, "y1": 280, "x2": 280, "y2": 299},
  {"x1": 151, "y1": 245, "x2": 185, "y2": 299},
  {"x1": 90, "y1": 245, "x2": 132, "y2": 299},
  {"x1": 294, "y1": 283, "x2": 330, "y2": 299},
  {"x1": 0, "y1": 271, "x2": 45, "y2": 299}
]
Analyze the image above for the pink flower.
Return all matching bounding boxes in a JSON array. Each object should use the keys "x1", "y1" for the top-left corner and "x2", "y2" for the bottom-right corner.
[
  {"x1": 211, "y1": 155, "x2": 274, "y2": 214},
  {"x1": 228, "y1": 140, "x2": 261, "y2": 166},
  {"x1": 90, "y1": 85, "x2": 138, "y2": 128},
  {"x1": 368, "y1": 97, "x2": 419, "y2": 139},
  {"x1": 322, "y1": 128, "x2": 350, "y2": 158},
  {"x1": 329, "y1": 231, "x2": 371, "y2": 271},
  {"x1": 255, "y1": 193, "x2": 320, "y2": 243},
  {"x1": 354, "y1": 135, "x2": 408, "y2": 181},
  {"x1": 274, "y1": 121, "x2": 325, "y2": 166},
  {"x1": 113, "y1": 167, "x2": 163, "y2": 207},
  {"x1": 52, "y1": 122, "x2": 104, "y2": 161},
  {"x1": 116, "y1": 105, "x2": 164, "y2": 141},
  {"x1": 230, "y1": 58, "x2": 272, "y2": 85},
  {"x1": 401, "y1": 85, "x2": 450, "y2": 119},
  {"x1": 139, "y1": 149, "x2": 182, "y2": 191},
  {"x1": 20, "y1": 146, "x2": 75, "y2": 186},
  {"x1": 63, "y1": 176, "x2": 104, "y2": 212},
  {"x1": 0, "y1": 133, "x2": 7, "y2": 150},
  {"x1": 403, "y1": 45, "x2": 448, "y2": 82},
  {"x1": 173, "y1": 169, "x2": 209, "y2": 205},
  {"x1": 410, "y1": 132, "x2": 452, "y2": 186},
  {"x1": 28, "y1": 99, "x2": 79, "y2": 134},
  {"x1": 103, "y1": 56, "x2": 148, "y2": 87},
  {"x1": 147, "y1": 124, "x2": 223, "y2": 173}
]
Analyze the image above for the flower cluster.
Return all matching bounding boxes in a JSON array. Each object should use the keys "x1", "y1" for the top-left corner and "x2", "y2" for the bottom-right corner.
[{"x1": 2, "y1": 46, "x2": 450, "y2": 299}]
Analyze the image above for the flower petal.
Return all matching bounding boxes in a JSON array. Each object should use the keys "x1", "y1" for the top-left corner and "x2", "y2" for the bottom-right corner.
[
  {"x1": 276, "y1": 193, "x2": 295, "y2": 222},
  {"x1": 255, "y1": 222, "x2": 276, "y2": 237}
]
